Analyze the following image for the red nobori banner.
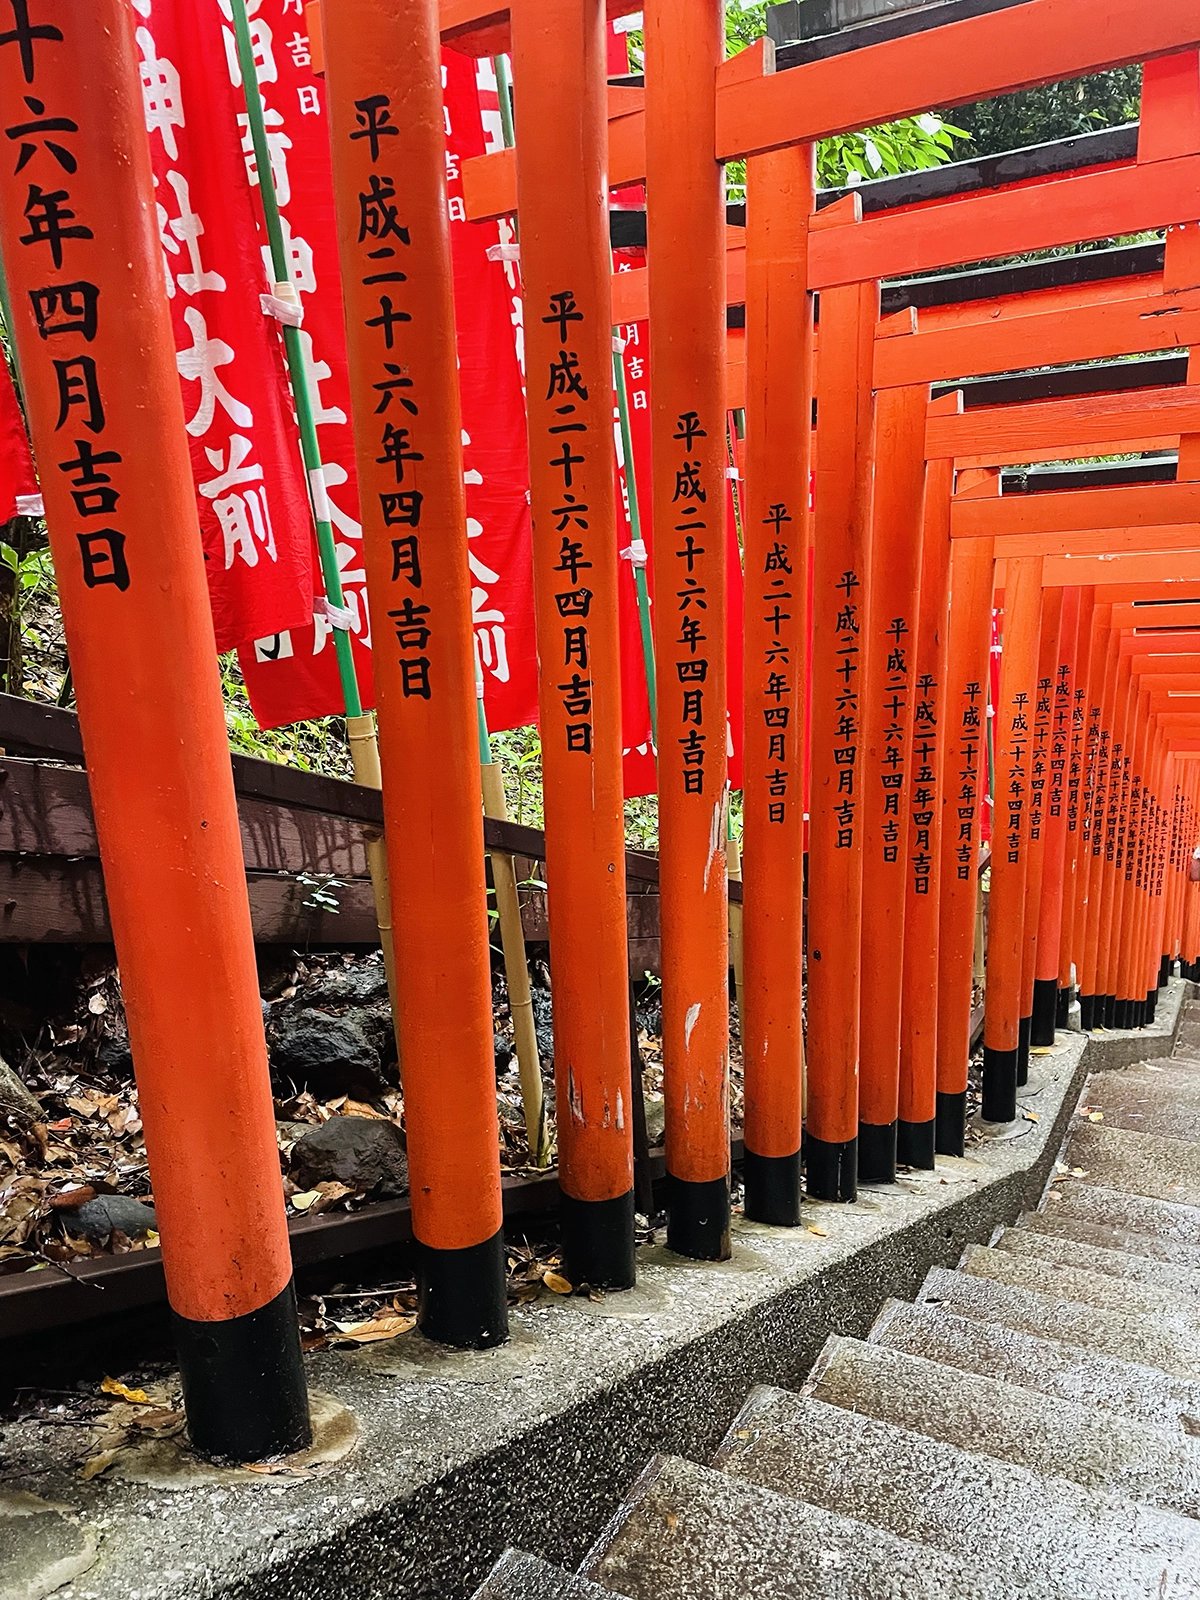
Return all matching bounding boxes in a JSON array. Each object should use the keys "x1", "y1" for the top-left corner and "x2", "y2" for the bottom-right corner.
[
  {"x1": 135, "y1": 0, "x2": 315, "y2": 651},
  {"x1": 0, "y1": 351, "x2": 38, "y2": 521},
  {"x1": 237, "y1": 6, "x2": 538, "y2": 733}
]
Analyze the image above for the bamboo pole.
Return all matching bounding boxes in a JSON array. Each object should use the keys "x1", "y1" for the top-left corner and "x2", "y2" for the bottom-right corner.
[{"x1": 229, "y1": 0, "x2": 399, "y2": 1020}]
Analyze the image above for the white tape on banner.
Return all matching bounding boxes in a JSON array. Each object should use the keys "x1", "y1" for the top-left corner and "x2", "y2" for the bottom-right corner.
[
  {"x1": 318, "y1": 596, "x2": 356, "y2": 631},
  {"x1": 260, "y1": 292, "x2": 304, "y2": 328},
  {"x1": 308, "y1": 466, "x2": 332, "y2": 524},
  {"x1": 486, "y1": 242, "x2": 521, "y2": 263},
  {"x1": 621, "y1": 539, "x2": 649, "y2": 569},
  {"x1": 14, "y1": 494, "x2": 43, "y2": 518}
]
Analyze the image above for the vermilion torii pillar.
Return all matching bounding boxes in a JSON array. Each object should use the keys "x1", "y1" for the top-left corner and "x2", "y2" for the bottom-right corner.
[
  {"x1": 983, "y1": 554, "x2": 1043, "y2": 1123},
  {"x1": 808, "y1": 274, "x2": 877, "y2": 1200},
  {"x1": 645, "y1": 0, "x2": 731, "y2": 1259},
  {"x1": 899, "y1": 434, "x2": 951, "y2": 1169},
  {"x1": 0, "y1": 0, "x2": 309, "y2": 1460},
  {"x1": 857, "y1": 382, "x2": 926, "y2": 1184},
  {"x1": 1016, "y1": 587, "x2": 1061, "y2": 1082},
  {"x1": 1033, "y1": 586, "x2": 1083, "y2": 1044},
  {"x1": 741, "y1": 141, "x2": 814, "y2": 1227},
  {"x1": 936, "y1": 531, "x2": 994, "y2": 1155},
  {"x1": 509, "y1": 0, "x2": 635, "y2": 1287},
  {"x1": 322, "y1": 0, "x2": 507, "y2": 1345}
]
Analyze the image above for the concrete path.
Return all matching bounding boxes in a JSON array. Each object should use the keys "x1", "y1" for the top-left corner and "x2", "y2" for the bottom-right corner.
[{"x1": 473, "y1": 996, "x2": 1200, "y2": 1599}]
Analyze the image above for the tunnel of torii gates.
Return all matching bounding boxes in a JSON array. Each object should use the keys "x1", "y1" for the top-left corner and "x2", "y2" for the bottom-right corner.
[{"x1": 5, "y1": 0, "x2": 1200, "y2": 1463}]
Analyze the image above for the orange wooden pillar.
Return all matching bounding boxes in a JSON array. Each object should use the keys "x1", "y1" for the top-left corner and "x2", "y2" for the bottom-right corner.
[
  {"x1": 1016, "y1": 587, "x2": 1061, "y2": 1081},
  {"x1": 741, "y1": 143, "x2": 815, "y2": 1226},
  {"x1": 857, "y1": 384, "x2": 926, "y2": 1183},
  {"x1": 807, "y1": 276, "x2": 877, "y2": 1201},
  {"x1": 936, "y1": 534, "x2": 994, "y2": 1155},
  {"x1": 982, "y1": 555, "x2": 1042, "y2": 1123},
  {"x1": 1055, "y1": 588, "x2": 1093, "y2": 1026},
  {"x1": 1031, "y1": 587, "x2": 1080, "y2": 1045},
  {"x1": 0, "y1": 0, "x2": 309, "y2": 1460},
  {"x1": 510, "y1": 0, "x2": 634, "y2": 1287},
  {"x1": 1079, "y1": 618, "x2": 1117, "y2": 1030},
  {"x1": 898, "y1": 433, "x2": 952, "y2": 1169},
  {"x1": 1097, "y1": 652, "x2": 1134, "y2": 1027},
  {"x1": 322, "y1": 0, "x2": 506, "y2": 1344},
  {"x1": 645, "y1": 0, "x2": 731, "y2": 1257}
]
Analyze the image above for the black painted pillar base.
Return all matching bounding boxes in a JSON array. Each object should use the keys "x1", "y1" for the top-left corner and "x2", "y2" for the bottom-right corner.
[
  {"x1": 743, "y1": 1148, "x2": 802, "y2": 1228},
  {"x1": 1079, "y1": 993, "x2": 1096, "y2": 1031},
  {"x1": 935, "y1": 1090, "x2": 967, "y2": 1158},
  {"x1": 1030, "y1": 978, "x2": 1058, "y2": 1048},
  {"x1": 982, "y1": 1044, "x2": 1019, "y2": 1124},
  {"x1": 417, "y1": 1230, "x2": 509, "y2": 1350},
  {"x1": 897, "y1": 1118, "x2": 936, "y2": 1171},
  {"x1": 174, "y1": 1278, "x2": 311, "y2": 1464},
  {"x1": 666, "y1": 1172, "x2": 732, "y2": 1260},
  {"x1": 1147, "y1": 987, "x2": 1159, "y2": 1024},
  {"x1": 1160, "y1": 955, "x2": 1172, "y2": 989},
  {"x1": 805, "y1": 1134, "x2": 857, "y2": 1203},
  {"x1": 1103, "y1": 993, "x2": 1117, "y2": 1028},
  {"x1": 857, "y1": 1120, "x2": 897, "y2": 1185},
  {"x1": 1016, "y1": 1015, "x2": 1032, "y2": 1088},
  {"x1": 561, "y1": 1189, "x2": 637, "y2": 1290},
  {"x1": 1055, "y1": 987, "x2": 1072, "y2": 1030}
]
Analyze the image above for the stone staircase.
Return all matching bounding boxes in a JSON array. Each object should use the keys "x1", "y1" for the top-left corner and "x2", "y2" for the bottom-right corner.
[{"x1": 473, "y1": 1004, "x2": 1200, "y2": 1600}]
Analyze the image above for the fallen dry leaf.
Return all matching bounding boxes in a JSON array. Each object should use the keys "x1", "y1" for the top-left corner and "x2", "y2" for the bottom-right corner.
[
  {"x1": 1087, "y1": 1111, "x2": 1105, "y2": 1123},
  {"x1": 806, "y1": 1224, "x2": 828, "y2": 1239},
  {"x1": 329, "y1": 1313, "x2": 416, "y2": 1345},
  {"x1": 81, "y1": 1449, "x2": 120, "y2": 1480},
  {"x1": 290, "y1": 1190, "x2": 321, "y2": 1213},
  {"x1": 101, "y1": 1377, "x2": 150, "y2": 1405},
  {"x1": 542, "y1": 1270, "x2": 573, "y2": 1295}
]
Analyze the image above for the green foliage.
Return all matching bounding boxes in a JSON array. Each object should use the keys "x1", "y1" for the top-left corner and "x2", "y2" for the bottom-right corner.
[
  {"x1": 218, "y1": 652, "x2": 355, "y2": 778},
  {"x1": 937, "y1": 67, "x2": 1140, "y2": 158},
  {"x1": 624, "y1": 2, "x2": 970, "y2": 205}
]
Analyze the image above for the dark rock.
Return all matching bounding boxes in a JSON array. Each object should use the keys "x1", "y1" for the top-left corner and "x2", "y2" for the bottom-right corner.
[
  {"x1": 0, "y1": 1055, "x2": 41, "y2": 1131},
  {"x1": 494, "y1": 1035, "x2": 514, "y2": 1077},
  {"x1": 291, "y1": 1116, "x2": 408, "y2": 1197},
  {"x1": 269, "y1": 1010, "x2": 387, "y2": 1099},
  {"x1": 306, "y1": 963, "x2": 390, "y2": 1009},
  {"x1": 357, "y1": 1003, "x2": 399, "y2": 1071},
  {"x1": 66, "y1": 1195, "x2": 157, "y2": 1242},
  {"x1": 95, "y1": 1033, "x2": 132, "y2": 1077},
  {"x1": 530, "y1": 988, "x2": 555, "y2": 1065}
]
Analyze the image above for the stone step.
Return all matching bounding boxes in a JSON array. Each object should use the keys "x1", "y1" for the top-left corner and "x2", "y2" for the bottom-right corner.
[
  {"x1": 474, "y1": 1552, "x2": 624, "y2": 1600},
  {"x1": 870, "y1": 1298, "x2": 1200, "y2": 1435},
  {"x1": 993, "y1": 1225, "x2": 1200, "y2": 1298},
  {"x1": 1047, "y1": 1180, "x2": 1200, "y2": 1247},
  {"x1": 713, "y1": 1384, "x2": 1200, "y2": 1600},
  {"x1": 1014, "y1": 1208, "x2": 1200, "y2": 1271},
  {"x1": 918, "y1": 1264, "x2": 1200, "y2": 1377},
  {"x1": 1078, "y1": 1075, "x2": 1200, "y2": 1143},
  {"x1": 958, "y1": 1243, "x2": 1200, "y2": 1328},
  {"x1": 1064, "y1": 1123, "x2": 1200, "y2": 1208},
  {"x1": 804, "y1": 1335, "x2": 1200, "y2": 1520},
  {"x1": 580, "y1": 1454, "x2": 1026, "y2": 1600}
]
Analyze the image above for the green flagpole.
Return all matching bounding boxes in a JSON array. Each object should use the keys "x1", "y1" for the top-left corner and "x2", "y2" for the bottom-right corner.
[
  {"x1": 230, "y1": 0, "x2": 399, "y2": 1013},
  {"x1": 230, "y1": 0, "x2": 361, "y2": 721},
  {"x1": 612, "y1": 332, "x2": 658, "y2": 745}
]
